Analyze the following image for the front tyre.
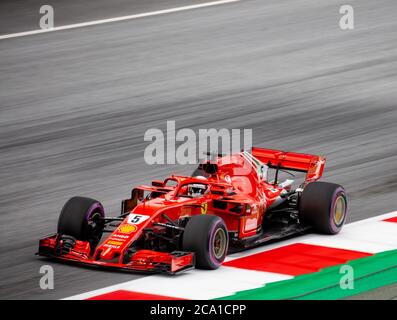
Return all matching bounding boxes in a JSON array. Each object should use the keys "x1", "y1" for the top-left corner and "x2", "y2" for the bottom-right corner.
[
  {"x1": 182, "y1": 215, "x2": 229, "y2": 269},
  {"x1": 57, "y1": 196, "x2": 105, "y2": 248},
  {"x1": 299, "y1": 182, "x2": 348, "y2": 235}
]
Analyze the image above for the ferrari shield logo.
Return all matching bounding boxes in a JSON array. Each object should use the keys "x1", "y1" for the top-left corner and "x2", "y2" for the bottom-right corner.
[{"x1": 201, "y1": 202, "x2": 208, "y2": 214}]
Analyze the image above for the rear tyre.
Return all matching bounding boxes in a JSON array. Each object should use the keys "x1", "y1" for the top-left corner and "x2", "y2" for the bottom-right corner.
[
  {"x1": 57, "y1": 196, "x2": 105, "y2": 248},
  {"x1": 299, "y1": 182, "x2": 348, "y2": 234},
  {"x1": 182, "y1": 215, "x2": 228, "y2": 269}
]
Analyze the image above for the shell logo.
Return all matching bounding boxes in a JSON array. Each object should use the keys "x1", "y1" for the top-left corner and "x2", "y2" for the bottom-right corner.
[{"x1": 118, "y1": 224, "x2": 137, "y2": 234}]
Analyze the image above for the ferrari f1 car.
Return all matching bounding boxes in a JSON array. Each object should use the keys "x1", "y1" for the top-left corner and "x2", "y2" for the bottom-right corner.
[{"x1": 38, "y1": 147, "x2": 348, "y2": 274}]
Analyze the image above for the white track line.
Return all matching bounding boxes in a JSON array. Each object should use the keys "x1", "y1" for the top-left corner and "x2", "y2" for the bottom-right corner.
[{"x1": 0, "y1": 0, "x2": 240, "y2": 40}]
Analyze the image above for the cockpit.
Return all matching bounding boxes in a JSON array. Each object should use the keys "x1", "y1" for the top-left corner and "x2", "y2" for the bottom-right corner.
[{"x1": 177, "y1": 182, "x2": 209, "y2": 198}]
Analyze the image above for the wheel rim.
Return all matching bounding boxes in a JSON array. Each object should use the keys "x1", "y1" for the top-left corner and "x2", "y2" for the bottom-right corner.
[
  {"x1": 212, "y1": 227, "x2": 227, "y2": 260},
  {"x1": 333, "y1": 195, "x2": 346, "y2": 226}
]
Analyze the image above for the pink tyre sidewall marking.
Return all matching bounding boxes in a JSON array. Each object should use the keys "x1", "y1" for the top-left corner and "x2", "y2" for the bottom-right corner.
[{"x1": 85, "y1": 202, "x2": 104, "y2": 221}]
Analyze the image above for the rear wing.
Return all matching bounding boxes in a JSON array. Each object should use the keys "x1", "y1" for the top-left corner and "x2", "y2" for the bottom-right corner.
[{"x1": 251, "y1": 147, "x2": 326, "y2": 183}]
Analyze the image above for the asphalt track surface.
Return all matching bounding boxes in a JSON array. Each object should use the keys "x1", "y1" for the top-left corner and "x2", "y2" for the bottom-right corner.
[{"x1": 0, "y1": 0, "x2": 397, "y2": 299}]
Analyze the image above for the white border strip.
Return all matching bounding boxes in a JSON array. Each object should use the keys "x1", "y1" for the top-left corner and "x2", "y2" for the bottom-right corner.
[{"x1": 0, "y1": 0, "x2": 240, "y2": 40}]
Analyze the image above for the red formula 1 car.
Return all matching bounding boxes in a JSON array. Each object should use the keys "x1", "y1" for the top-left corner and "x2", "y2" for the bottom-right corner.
[{"x1": 38, "y1": 147, "x2": 348, "y2": 274}]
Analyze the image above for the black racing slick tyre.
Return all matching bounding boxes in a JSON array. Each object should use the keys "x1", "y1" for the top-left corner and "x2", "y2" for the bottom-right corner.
[
  {"x1": 182, "y1": 215, "x2": 229, "y2": 269},
  {"x1": 299, "y1": 182, "x2": 348, "y2": 235},
  {"x1": 57, "y1": 196, "x2": 105, "y2": 247}
]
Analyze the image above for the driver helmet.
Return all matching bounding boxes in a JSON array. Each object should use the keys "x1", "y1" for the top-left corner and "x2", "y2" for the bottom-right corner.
[{"x1": 188, "y1": 184, "x2": 207, "y2": 198}]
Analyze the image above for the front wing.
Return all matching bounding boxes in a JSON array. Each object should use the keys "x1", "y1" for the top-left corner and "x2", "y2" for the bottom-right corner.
[{"x1": 38, "y1": 234, "x2": 195, "y2": 274}]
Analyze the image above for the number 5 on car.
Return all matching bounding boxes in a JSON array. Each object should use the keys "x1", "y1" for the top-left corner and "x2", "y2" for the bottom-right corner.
[{"x1": 127, "y1": 214, "x2": 150, "y2": 225}]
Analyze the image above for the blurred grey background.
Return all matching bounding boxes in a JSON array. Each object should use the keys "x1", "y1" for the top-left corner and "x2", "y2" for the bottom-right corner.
[{"x1": 0, "y1": 0, "x2": 396, "y2": 299}]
